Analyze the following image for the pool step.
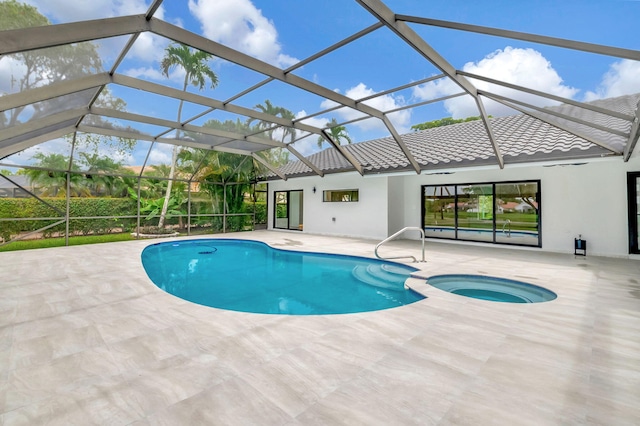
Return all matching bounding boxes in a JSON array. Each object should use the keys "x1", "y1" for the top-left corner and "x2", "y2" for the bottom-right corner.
[{"x1": 351, "y1": 264, "x2": 409, "y2": 290}]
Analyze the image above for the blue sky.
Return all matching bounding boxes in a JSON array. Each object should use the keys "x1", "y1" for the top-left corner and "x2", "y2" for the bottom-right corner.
[{"x1": 5, "y1": 0, "x2": 640, "y2": 166}]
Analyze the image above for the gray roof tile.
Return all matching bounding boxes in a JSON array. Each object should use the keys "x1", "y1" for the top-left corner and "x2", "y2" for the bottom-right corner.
[{"x1": 271, "y1": 93, "x2": 639, "y2": 179}]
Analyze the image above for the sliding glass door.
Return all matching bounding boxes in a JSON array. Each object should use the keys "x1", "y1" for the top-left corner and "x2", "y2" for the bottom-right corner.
[
  {"x1": 423, "y1": 185, "x2": 456, "y2": 239},
  {"x1": 422, "y1": 180, "x2": 541, "y2": 247},
  {"x1": 456, "y1": 183, "x2": 494, "y2": 242},
  {"x1": 274, "y1": 190, "x2": 303, "y2": 231}
]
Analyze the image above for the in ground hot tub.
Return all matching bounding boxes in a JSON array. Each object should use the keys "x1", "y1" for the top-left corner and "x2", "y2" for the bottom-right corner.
[{"x1": 426, "y1": 274, "x2": 556, "y2": 303}]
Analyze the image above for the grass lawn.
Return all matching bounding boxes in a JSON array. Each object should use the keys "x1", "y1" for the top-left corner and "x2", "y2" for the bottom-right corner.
[
  {"x1": 425, "y1": 212, "x2": 539, "y2": 231},
  {"x1": 0, "y1": 233, "x2": 137, "y2": 252}
]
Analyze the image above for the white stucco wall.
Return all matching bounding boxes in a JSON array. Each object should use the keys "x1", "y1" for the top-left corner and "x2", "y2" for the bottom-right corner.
[
  {"x1": 268, "y1": 173, "x2": 390, "y2": 240},
  {"x1": 387, "y1": 176, "x2": 406, "y2": 235},
  {"x1": 401, "y1": 156, "x2": 640, "y2": 258},
  {"x1": 267, "y1": 155, "x2": 640, "y2": 258}
]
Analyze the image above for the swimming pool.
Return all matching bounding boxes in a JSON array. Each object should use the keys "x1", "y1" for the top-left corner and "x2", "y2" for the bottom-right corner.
[
  {"x1": 426, "y1": 274, "x2": 557, "y2": 303},
  {"x1": 141, "y1": 239, "x2": 424, "y2": 315}
]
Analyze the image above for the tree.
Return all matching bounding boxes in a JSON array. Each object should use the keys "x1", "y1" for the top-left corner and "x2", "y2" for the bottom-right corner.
[
  {"x1": 72, "y1": 87, "x2": 138, "y2": 156},
  {"x1": 203, "y1": 118, "x2": 253, "y2": 134},
  {"x1": 157, "y1": 43, "x2": 218, "y2": 228},
  {"x1": 247, "y1": 101, "x2": 293, "y2": 165},
  {"x1": 179, "y1": 148, "x2": 224, "y2": 213},
  {"x1": 1, "y1": 1, "x2": 136, "y2": 167},
  {"x1": 25, "y1": 153, "x2": 89, "y2": 197},
  {"x1": 249, "y1": 101, "x2": 293, "y2": 152},
  {"x1": 200, "y1": 152, "x2": 254, "y2": 217},
  {"x1": 317, "y1": 118, "x2": 352, "y2": 148},
  {"x1": 183, "y1": 124, "x2": 255, "y2": 216},
  {"x1": 0, "y1": 1, "x2": 102, "y2": 126},
  {"x1": 197, "y1": 117, "x2": 290, "y2": 175},
  {"x1": 76, "y1": 152, "x2": 131, "y2": 197},
  {"x1": 248, "y1": 100, "x2": 282, "y2": 139},
  {"x1": 411, "y1": 115, "x2": 487, "y2": 131},
  {"x1": 275, "y1": 107, "x2": 297, "y2": 144}
]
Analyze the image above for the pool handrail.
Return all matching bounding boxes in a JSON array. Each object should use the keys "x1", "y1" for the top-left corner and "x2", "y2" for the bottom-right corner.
[
  {"x1": 502, "y1": 219, "x2": 511, "y2": 237},
  {"x1": 375, "y1": 227, "x2": 426, "y2": 263}
]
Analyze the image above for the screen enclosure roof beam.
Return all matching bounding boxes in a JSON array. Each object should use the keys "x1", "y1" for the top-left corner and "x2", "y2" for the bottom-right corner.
[
  {"x1": 396, "y1": 15, "x2": 640, "y2": 61},
  {"x1": 623, "y1": 103, "x2": 640, "y2": 161},
  {"x1": 0, "y1": 73, "x2": 111, "y2": 113},
  {"x1": 355, "y1": 0, "x2": 504, "y2": 169},
  {"x1": 149, "y1": 18, "x2": 414, "y2": 174},
  {"x1": 481, "y1": 92, "x2": 623, "y2": 154}
]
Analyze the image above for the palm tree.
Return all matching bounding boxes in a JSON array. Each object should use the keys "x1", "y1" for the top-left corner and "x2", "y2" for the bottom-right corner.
[
  {"x1": 248, "y1": 100, "x2": 280, "y2": 139},
  {"x1": 25, "y1": 152, "x2": 90, "y2": 197},
  {"x1": 248, "y1": 100, "x2": 294, "y2": 167},
  {"x1": 77, "y1": 152, "x2": 126, "y2": 196},
  {"x1": 276, "y1": 107, "x2": 297, "y2": 144},
  {"x1": 157, "y1": 43, "x2": 218, "y2": 228},
  {"x1": 317, "y1": 118, "x2": 352, "y2": 148},
  {"x1": 248, "y1": 100, "x2": 297, "y2": 141}
]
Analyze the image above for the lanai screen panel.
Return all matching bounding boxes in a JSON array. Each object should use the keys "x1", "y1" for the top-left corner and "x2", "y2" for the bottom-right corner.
[{"x1": 0, "y1": 0, "x2": 638, "y2": 180}]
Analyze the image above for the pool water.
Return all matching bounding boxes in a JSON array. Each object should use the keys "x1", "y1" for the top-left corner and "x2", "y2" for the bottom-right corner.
[
  {"x1": 141, "y1": 239, "x2": 424, "y2": 315},
  {"x1": 426, "y1": 274, "x2": 556, "y2": 303}
]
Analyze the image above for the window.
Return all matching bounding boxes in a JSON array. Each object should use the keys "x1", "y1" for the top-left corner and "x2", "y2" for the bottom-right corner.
[
  {"x1": 422, "y1": 180, "x2": 541, "y2": 247},
  {"x1": 628, "y1": 172, "x2": 640, "y2": 254},
  {"x1": 323, "y1": 189, "x2": 359, "y2": 202}
]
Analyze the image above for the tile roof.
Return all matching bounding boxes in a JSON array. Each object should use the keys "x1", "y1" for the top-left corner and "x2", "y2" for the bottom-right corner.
[{"x1": 271, "y1": 93, "x2": 640, "y2": 179}]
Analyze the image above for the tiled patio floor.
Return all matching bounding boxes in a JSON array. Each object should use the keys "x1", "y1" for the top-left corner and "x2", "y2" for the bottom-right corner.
[{"x1": 1, "y1": 230, "x2": 639, "y2": 425}]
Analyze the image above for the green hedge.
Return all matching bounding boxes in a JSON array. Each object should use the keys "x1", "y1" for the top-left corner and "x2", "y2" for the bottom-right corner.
[
  {"x1": 0, "y1": 197, "x2": 136, "y2": 241},
  {"x1": 0, "y1": 198, "x2": 267, "y2": 241},
  {"x1": 253, "y1": 201, "x2": 267, "y2": 224},
  {"x1": 187, "y1": 201, "x2": 266, "y2": 233}
]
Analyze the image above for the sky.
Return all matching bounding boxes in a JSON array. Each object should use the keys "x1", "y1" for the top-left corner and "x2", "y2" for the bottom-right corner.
[{"x1": 3, "y1": 0, "x2": 640, "y2": 166}]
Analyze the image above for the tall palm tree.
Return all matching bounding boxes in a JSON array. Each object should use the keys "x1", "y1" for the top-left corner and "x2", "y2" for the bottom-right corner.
[
  {"x1": 157, "y1": 43, "x2": 218, "y2": 228},
  {"x1": 317, "y1": 118, "x2": 352, "y2": 148}
]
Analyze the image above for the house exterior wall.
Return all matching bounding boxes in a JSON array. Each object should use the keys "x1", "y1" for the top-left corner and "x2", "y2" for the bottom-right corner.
[
  {"x1": 401, "y1": 156, "x2": 639, "y2": 258},
  {"x1": 267, "y1": 155, "x2": 640, "y2": 258},
  {"x1": 387, "y1": 176, "x2": 406, "y2": 235},
  {"x1": 268, "y1": 173, "x2": 390, "y2": 240}
]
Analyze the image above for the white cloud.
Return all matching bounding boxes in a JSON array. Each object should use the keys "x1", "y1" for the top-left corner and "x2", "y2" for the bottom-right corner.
[
  {"x1": 124, "y1": 67, "x2": 171, "y2": 82},
  {"x1": 583, "y1": 59, "x2": 640, "y2": 101},
  {"x1": 128, "y1": 33, "x2": 170, "y2": 64},
  {"x1": 18, "y1": 138, "x2": 71, "y2": 162},
  {"x1": 289, "y1": 134, "x2": 319, "y2": 157},
  {"x1": 124, "y1": 66, "x2": 187, "y2": 88},
  {"x1": 413, "y1": 47, "x2": 579, "y2": 118},
  {"x1": 148, "y1": 144, "x2": 173, "y2": 165},
  {"x1": 319, "y1": 83, "x2": 411, "y2": 134},
  {"x1": 187, "y1": 0, "x2": 297, "y2": 68},
  {"x1": 296, "y1": 111, "x2": 328, "y2": 130}
]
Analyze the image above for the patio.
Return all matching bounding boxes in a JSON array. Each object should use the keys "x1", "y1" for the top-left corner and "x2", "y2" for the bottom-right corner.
[{"x1": 1, "y1": 230, "x2": 639, "y2": 424}]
